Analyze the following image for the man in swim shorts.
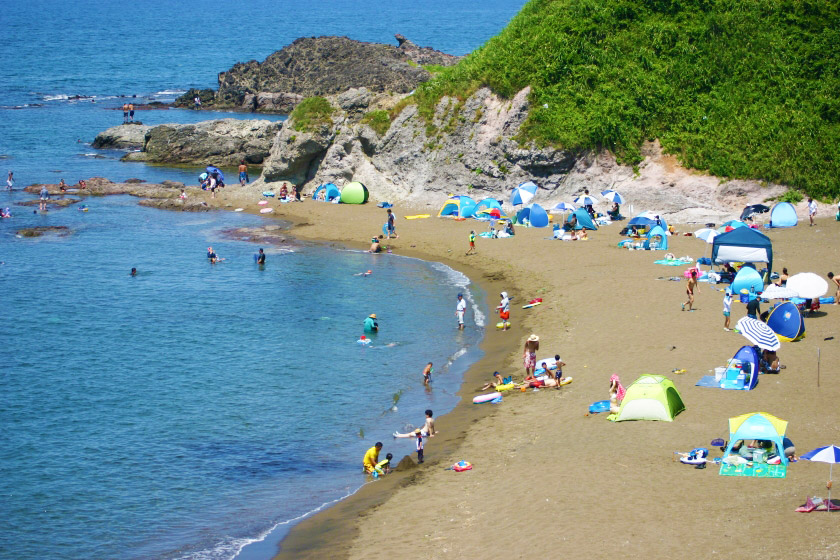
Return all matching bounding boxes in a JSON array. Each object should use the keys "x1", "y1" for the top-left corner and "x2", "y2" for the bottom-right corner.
[
  {"x1": 39, "y1": 185, "x2": 49, "y2": 211},
  {"x1": 466, "y1": 230, "x2": 477, "y2": 255},
  {"x1": 363, "y1": 442, "x2": 383, "y2": 473},
  {"x1": 552, "y1": 355, "x2": 567, "y2": 385},
  {"x1": 523, "y1": 334, "x2": 539, "y2": 377},
  {"x1": 238, "y1": 160, "x2": 249, "y2": 185},
  {"x1": 128, "y1": 103, "x2": 135, "y2": 122},
  {"x1": 456, "y1": 293, "x2": 466, "y2": 330},
  {"x1": 422, "y1": 362, "x2": 433, "y2": 386},
  {"x1": 386, "y1": 208, "x2": 397, "y2": 238},
  {"x1": 122, "y1": 103, "x2": 129, "y2": 123}
]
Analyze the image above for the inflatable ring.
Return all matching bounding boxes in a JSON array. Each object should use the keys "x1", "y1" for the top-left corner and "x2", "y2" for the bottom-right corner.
[{"x1": 453, "y1": 460, "x2": 472, "y2": 472}]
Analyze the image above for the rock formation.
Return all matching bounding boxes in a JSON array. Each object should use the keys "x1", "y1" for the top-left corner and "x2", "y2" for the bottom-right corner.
[
  {"x1": 174, "y1": 35, "x2": 460, "y2": 113},
  {"x1": 92, "y1": 124, "x2": 153, "y2": 149}
]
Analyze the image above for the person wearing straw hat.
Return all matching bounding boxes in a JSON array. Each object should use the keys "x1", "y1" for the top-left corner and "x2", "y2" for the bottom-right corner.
[
  {"x1": 364, "y1": 314, "x2": 378, "y2": 333},
  {"x1": 523, "y1": 334, "x2": 540, "y2": 378}
]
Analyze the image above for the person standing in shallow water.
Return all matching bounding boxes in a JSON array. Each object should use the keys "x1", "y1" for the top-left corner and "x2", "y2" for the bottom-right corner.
[
  {"x1": 256, "y1": 248, "x2": 266, "y2": 265},
  {"x1": 455, "y1": 293, "x2": 467, "y2": 330},
  {"x1": 238, "y1": 160, "x2": 249, "y2": 185},
  {"x1": 6, "y1": 171, "x2": 13, "y2": 191}
]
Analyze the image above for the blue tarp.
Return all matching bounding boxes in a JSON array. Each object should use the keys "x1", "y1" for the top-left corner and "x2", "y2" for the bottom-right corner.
[{"x1": 769, "y1": 202, "x2": 798, "y2": 228}]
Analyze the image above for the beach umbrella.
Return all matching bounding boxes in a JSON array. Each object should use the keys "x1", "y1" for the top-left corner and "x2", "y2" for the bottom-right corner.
[
  {"x1": 786, "y1": 273, "x2": 829, "y2": 299},
  {"x1": 800, "y1": 445, "x2": 840, "y2": 511},
  {"x1": 740, "y1": 204, "x2": 771, "y2": 221},
  {"x1": 550, "y1": 202, "x2": 576, "y2": 214},
  {"x1": 206, "y1": 165, "x2": 225, "y2": 183},
  {"x1": 761, "y1": 284, "x2": 799, "y2": 300},
  {"x1": 574, "y1": 195, "x2": 597, "y2": 207},
  {"x1": 479, "y1": 208, "x2": 502, "y2": 219},
  {"x1": 511, "y1": 181, "x2": 538, "y2": 206},
  {"x1": 600, "y1": 190, "x2": 625, "y2": 204},
  {"x1": 694, "y1": 228, "x2": 719, "y2": 244},
  {"x1": 736, "y1": 317, "x2": 780, "y2": 351}
]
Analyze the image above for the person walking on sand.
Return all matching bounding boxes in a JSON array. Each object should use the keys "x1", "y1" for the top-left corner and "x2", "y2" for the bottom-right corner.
[
  {"x1": 682, "y1": 269, "x2": 697, "y2": 311},
  {"x1": 456, "y1": 293, "x2": 467, "y2": 330},
  {"x1": 808, "y1": 197, "x2": 817, "y2": 226},
  {"x1": 466, "y1": 230, "x2": 477, "y2": 255},
  {"x1": 497, "y1": 291, "x2": 510, "y2": 330},
  {"x1": 6, "y1": 171, "x2": 13, "y2": 191},
  {"x1": 723, "y1": 288, "x2": 733, "y2": 331},
  {"x1": 422, "y1": 362, "x2": 433, "y2": 386},
  {"x1": 523, "y1": 334, "x2": 540, "y2": 378},
  {"x1": 386, "y1": 208, "x2": 397, "y2": 238},
  {"x1": 238, "y1": 160, "x2": 249, "y2": 185}
]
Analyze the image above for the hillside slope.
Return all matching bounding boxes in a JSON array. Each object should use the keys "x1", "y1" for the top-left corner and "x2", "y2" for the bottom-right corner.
[{"x1": 411, "y1": 0, "x2": 840, "y2": 198}]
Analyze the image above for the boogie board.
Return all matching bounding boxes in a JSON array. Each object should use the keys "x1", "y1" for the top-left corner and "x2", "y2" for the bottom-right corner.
[
  {"x1": 495, "y1": 321, "x2": 511, "y2": 329},
  {"x1": 404, "y1": 214, "x2": 430, "y2": 220},
  {"x1": 522, "y1": 302, "x2": 542, "y2": 309}
]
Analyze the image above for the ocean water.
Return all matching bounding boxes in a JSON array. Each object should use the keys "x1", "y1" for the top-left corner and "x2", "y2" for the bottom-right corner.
[{"x1": 0, "y1": 0, "x2": 523, "y2": 558}]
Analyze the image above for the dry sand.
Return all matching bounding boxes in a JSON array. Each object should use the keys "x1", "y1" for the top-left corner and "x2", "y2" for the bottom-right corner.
[{"x1": 209, "y1": 189, "x2": 839, "y2": 560}]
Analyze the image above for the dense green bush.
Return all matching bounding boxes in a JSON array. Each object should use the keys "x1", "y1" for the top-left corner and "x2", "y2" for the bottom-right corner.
[
  {"x1": 360, "y1": 110, "x2": 391, "y2": 136},
  {"x1": 290, "y1": 97, "x2": 334, "y2": 132},
  {"x1": 404, "y1": 0, "x2": 840, "y2": 198}
]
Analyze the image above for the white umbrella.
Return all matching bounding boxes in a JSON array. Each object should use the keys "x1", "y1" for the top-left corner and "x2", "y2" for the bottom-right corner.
[
  {"x1": 693, "y1": 228, "x2": 719, "y2": 244},
  {"x1": 736, "y1": 317, "x2": 780, "y2": 351},
  {"x1": 574, "y1": 195, "x2": 597, "y2": 207},
  {"x1": 600, "y1": 190, "x2": 625, "y2": 204},
  {"x1": 760, "y1": 284, "x2": 799, "y2": 300},
  {"x1": 786, "y1": 273, "x2": 828, "y2": 299},
  {"x1": 550, "y1": 202, "x2": 576, "y2": 214}
]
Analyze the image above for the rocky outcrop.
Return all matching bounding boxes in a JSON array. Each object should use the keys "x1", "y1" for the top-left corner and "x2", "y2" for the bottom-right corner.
[
  {"x1": 174, "y1": 35, "x2": 460, "y2": 113},
  {"x1": 92, "y1": 119, "x2": 282, "y2": 165},
  {"x1": 137, "y1": 198, "x2": 214, "y2": 212},
  {"x1": 17, "y1": 226, "x2": 72, "y2": 237},
  {"x1": 92, "y1": 124, "x2": 153, "y2": 149},
  {"x1": 26, "y1": 177, "x2": 188, "y2": 198},
  {"x1": 249, "y1": 87, "x2": 806, "y2": 222}
]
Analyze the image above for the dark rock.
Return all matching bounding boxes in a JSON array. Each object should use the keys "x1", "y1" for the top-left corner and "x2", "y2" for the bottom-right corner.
[
  {"x1": 137, "y1": 198, "x2": 213, "y2": 212},
  {"x1": 125, "y1": 178, "x2": 146, "y2": 183},
  {"x1": 17, "y1": 226, "x2": 71, "y2": 237},
  {"x1": 17, "y1": 197, "x2": 80, "y2": 208},
  {"x1": 395, "y1": 34, "x2": 462, "y2": 67},
  {"x1": 174, "y1": 88, "x2": 216, "y2": 109}
]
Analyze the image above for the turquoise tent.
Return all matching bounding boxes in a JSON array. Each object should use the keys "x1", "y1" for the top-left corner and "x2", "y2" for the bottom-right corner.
[
  {"x1": 565, "y1": 208, "x2": 598, "y2": 230},
  {"x1": 438, "y1": 195, "x2": 477, "y2": 218},
  {"x1": 722, "y1": 412, "x2": 789, "y2": 466},
  {"x1": 312, "y1": 183, "x2": 340, "y2": 201},
  {"x1": 766, "y1": 302, "x2": 805, "y2": 341},
  {"x1": 643, "y1": 225, "x2": 668, "y2": 250},
  {"x1": 473, "y1": 198, "x2": 508, "y2": 219},
  {"x1": 516, "y1": 203, "x2": 549, "y2": 228},
  {"x1": 769, "y1": 202, "x2": 798, "y2": 228},
  {"x1": 732, "y1": 266, "x2": 764, "y2": 295}
]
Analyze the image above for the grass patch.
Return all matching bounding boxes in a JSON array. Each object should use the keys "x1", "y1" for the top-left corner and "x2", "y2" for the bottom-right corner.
[
  {"x1": 400, "y1": 0, "x2": 840, "y2": 199},
  {"x1": 360, "y1": 110, "x2": 391, "y2": 136},
  {"x1": 290, "y1": 97, "x2": 334, "y2": 133}
]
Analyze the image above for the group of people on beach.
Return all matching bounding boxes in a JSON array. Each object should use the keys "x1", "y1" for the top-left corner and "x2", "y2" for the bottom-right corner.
[{"x1": 363, "y1": 409, "x2": 436, "y2": 476}]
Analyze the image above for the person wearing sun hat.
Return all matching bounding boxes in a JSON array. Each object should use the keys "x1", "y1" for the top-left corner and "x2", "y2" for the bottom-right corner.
[
  {"x1": 364, "y1": 313, "x2": 379, "y2": 333},
  {"x1": 455, "y1": 293, "x2": 467, "y2": 330},
  {"x1": 523, "y1": 334, "x2": 540, "y2": 377}
]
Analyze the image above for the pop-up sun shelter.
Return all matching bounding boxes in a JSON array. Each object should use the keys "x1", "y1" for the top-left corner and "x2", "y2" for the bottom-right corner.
[
  {"x1": 438, "y1": 195, "x2": 476, "y2": 218},
  {"x1": 769, "y1": 202, "x2": 798, "y2": 228},
  {"x1": 721, "y1": 412, "x2": 789, "y2": 477},
  {"x1": 516, "y1": 203, "x2": 549, "y2": 228},
  {"x1": 731, "y1": 266, "x2": 764, "y2": 296},
  {"x1": 611, "y1": 375, "x2": 685, "y2": 422},
  {"x1": 340, "y1": 181, "x2": 369, "y2": 204},
  {"x1": 643, "y1": 225, "x2": 668, "y2": 250},
  {"x1": 725, "y1": 346, "x2": 761, "y2": 390},
  {"x1": 473, "y1": 198, "x2": 507, "y2": 219},
  {"x1": 312, "y1": 183, "x2": 341, "y2": 201},
  {"x1": 566, "y1": 208, "x2": 598, "y2": 230},
  {"x1": 711, "y1": 226, "x2": 773, "y2": 280},
  {"x1": 766, "y1": 301, "x2": 805, "y2": 341}
]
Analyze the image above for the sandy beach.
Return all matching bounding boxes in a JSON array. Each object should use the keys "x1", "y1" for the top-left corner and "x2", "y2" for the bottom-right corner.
[{"x1": 210, "y1": 189, "x2": 839, "y2": 560}]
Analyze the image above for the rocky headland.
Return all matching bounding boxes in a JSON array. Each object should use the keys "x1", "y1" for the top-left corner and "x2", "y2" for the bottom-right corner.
[{"x1": 174, "y1": 35, "x2": 460, "y2": 113}]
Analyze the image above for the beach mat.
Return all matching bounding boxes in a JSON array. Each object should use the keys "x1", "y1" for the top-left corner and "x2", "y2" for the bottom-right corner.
[
  {"x1": 696, "y1": 375, "x2": 721, "y2": 388},
  {"x1": 654, "y1": 259, "x2": 692, "y2": 266},
  {"x1": 719, "y1": 462, "x2": 787, "y2": 478}
]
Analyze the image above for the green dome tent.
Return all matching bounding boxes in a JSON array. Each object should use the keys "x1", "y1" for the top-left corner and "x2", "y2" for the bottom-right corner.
[
  {"x1": 340, "y1": 181, "x2": 369, "y2": 204},
  {"x1": 611, "y1": 375, "x2": 685, "y2": 422}
]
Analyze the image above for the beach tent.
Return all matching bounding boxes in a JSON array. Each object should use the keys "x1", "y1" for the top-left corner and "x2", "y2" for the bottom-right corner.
[
  {"x1": 515, "y1": 203, "x2": 550, "y2": 228},
  {"x1": 473, "y1": 198, "x2": 507, "y2": 219},
  {"x1": 340, "y1": 181, "x2": 369, "y2": 204},
  {"x1": 612, "y1": 375, "x2": 685, "y2": 422},
  {"x1": 731, "y1": 266, "x2": 764, "y2": 296},
  {"x1": 511, "y1": 181, "x2": 538, "y2": 206},
  {"x1": 643, "y1": 225, "x2": 668, "y2": 250},
  {"x1": 766, "y1": 302, "x2": 805, "y2": 341},
  {"x1": 718, "y1": 219, "x2": 748, "y2": 233},
  {"x1": 729, "y1": 345, "x2": 761, "y2": 390},
  {"x1": 723, "y1": 412, "x2": 789, "y2": 465},
  {"x1": 711, "y1": 227, "x2": 773, "y2": 275},
  {"x1": 312, "y1": 183, "x2": 341, "y2": 201},
  {"x1": 438, "y1": 195, "x2": 476, "y2": 218},
  {"x1": 769, "y1": 202, "x2": 798, "y2": 228},
  {"x1": 566, "y1": 208, "x2": 598, "y2": 231}
]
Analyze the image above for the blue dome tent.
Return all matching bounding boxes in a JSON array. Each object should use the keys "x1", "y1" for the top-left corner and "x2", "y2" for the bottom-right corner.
[
  {"x1": 516, "y1": 203, "x2": 549, "y2": 227},
  {"x1": 566, "y1": 207, "x2": 598, "y2": 230},
  {"x1": 643, "y1": 225, "x2": 668, "y2": 250},
  {"x1": 312, "y1": 183, "x2": 341, "y2": 201},
  {"x1": 769, "y1": 202, "x2": 798, "y2": 228},
  {"x1": 731, "y1": 266, "x2": 764, "y2": 296},
  {"x1": 438, "y1": 195, "x2": 477, "y2": 218},
  {"x1": 766, "y1": 301, "x2": 805, "y2": 341}
]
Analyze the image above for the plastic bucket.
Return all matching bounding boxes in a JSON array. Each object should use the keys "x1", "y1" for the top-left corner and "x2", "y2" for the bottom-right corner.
[
  {"x1": 714, "y1": 367, "x2": 726, "y2": 382},
  {"x1": 739, "y1": 293, "x2": 750, "y2": 303}
]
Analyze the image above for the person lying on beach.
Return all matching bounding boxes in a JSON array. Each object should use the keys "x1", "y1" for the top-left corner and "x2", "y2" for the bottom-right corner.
[
  {"x1": 517, "y1": 376, "x2": 560, "y2": 389},
  {"x1": 480, "y1": 371, "x2": 505, "y2": 390}
]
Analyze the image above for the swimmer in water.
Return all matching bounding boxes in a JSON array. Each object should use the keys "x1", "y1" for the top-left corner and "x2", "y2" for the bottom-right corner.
[
  {"x1": 130, "y1": 268, "x2": 137, "y2": 276},
  {"x1": 354, "y1": 270, "x2": 373, "y2": 276},
  {"x1": 207, "y1": 247, "x2": 218, "y2": 264}
]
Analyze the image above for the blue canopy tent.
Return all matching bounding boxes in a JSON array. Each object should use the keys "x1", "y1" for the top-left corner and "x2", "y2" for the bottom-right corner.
[
  {"x1": 769, "y1": 202, "x2": 798, "y2": 228},
  {"x1": 643, "y1": 225, "x2": 668, "y2": 250},
  {"x1": 438, "y1": 195, "x2": 476, "y2": 218},
  {"x1": 312, "y1": 183, "x2": 341, "y2": 201},
  {"x1": 722, "y1": 346, "x2": 761, "y2": 391},
  {"x1": 473, "y1": 198, "x2": 508, "y2": 219},
  {"x1": 516, "y1": 203, "x2": 549, "y2": 227},
  {"x1": 731, "y1": 266, "x2": 764, "y2": 296},
  {"x1": 206, "y1": 165, "x2": 225, "y2": 184},
  {"x1": 565, "y1": 208, "x2": 598, "y2": 230},
  {"x1": 712, "y1": 227, "x2": 773, "y2": 282},
  {"x1": 766, "y1": 302, "x2": 805, "y2": 341},
  {"x1": 511, "y1": 181, "x2": 538, "y2": 206}
]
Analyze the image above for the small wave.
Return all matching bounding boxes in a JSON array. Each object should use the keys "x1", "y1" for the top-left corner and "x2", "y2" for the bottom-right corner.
[
  {"x1": 156, "y1": 89, "x2": 187, "y2": 95},
  {"x1": 42, "y1": 94, "x2": 68, "y2": 101}
]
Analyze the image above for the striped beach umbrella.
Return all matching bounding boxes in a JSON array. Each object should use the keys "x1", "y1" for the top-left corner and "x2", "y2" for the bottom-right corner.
[
  {"x1": 801, "y1": 445, "x2": 840, "y2": 510},
  {"x1": 550, "y1": 202, "x2": 576, "y2": 214},
  {"x1": 600, "y1": 190, "x2": 625, "y2": 204},
  {"x1": 511, "y1": 181, "x2": 538, "y2": 206},
  {"x1": 693, "y1": 228, "x2": 719, "y2": 244},
  {"x1": 574, "y1": 195, "x2": 597, "y2": 207},
  {"x1": 736, "y1": 317, "x2": 780, "y2": 351}
]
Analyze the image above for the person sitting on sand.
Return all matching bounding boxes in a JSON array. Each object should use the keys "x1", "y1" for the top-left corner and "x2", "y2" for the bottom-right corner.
[
  {"x1": 394, "y1": 409, "x2": 436, "y2": 438},
  {"x1": 279, "y1": 184, "x2": 288, "y2": 200},
  {"x1": 609, "y1": 374, "x2": 626, "y2": 413},
  {"x1": 565, "y1": 213, "x2": 577, "y2": 232},
  {"x1": 369, "y1": 237, "x2": 382, "y2": 253},
  {"x1": 608, "y1": 202, "x2": 620, "y2": 219},
  {"x1": 480, "y1": 371, "x2": 505, "y2": 390},
  {"x1": 760, "y1": 349, "x2": 783, "y2": 373},
  {"x1": 363, "y1": 442, "x2": 383, "y2": 474}
]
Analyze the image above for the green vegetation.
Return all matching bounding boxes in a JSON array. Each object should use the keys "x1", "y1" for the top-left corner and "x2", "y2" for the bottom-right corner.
[
  {"x1": 290, "y1": 97, "x2": 334, "y2": 132},
  {"x1": 402, "y1": 0, "x2": 840, "y2": 198},
  {"x1": 779, "y1": 189, "x2": 804, "y2": 204},
  {"x1": 422, "y1": 64, "x2": 448, "y2": 74},
  {"x1": 360, "y1": 110, "x2": 391, "y2": 136}
]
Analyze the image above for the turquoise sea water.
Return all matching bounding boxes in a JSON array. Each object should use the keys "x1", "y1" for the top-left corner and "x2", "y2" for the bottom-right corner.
[{"x1": 0, "y1": 0, "x2": 523, "y2": 558}]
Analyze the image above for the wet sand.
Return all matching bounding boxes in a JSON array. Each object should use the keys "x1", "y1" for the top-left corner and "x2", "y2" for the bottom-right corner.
[{"x1": 212, "y1": 190, "x2": 840, "y2": 560}]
